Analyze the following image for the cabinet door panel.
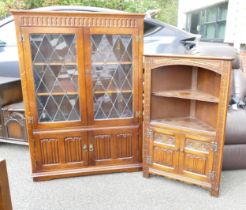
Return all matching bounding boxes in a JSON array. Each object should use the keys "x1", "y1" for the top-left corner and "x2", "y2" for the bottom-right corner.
[
  {"x1": 179, "y1": 135, "x2": 214, "y2": 182},
  {"x1": 33, "y1": 131, "x2": 88, "y2": 171},
  {"x1": 84, "y1": 28, "x2": 139, "y2": 126},
  {"x1": 150, "y1": 128, "x2": 179, "y2": 173},
  {"x1": 22, "y1": 27, "x2": 87, "y2": 129},
  {"x1": 89, "y1": 127, "x2": 138, "y2": 166}
]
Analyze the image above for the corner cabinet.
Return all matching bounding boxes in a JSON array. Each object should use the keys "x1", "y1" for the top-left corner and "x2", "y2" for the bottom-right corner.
[
  {"x1": 143, "y1": 54, "x2": 232, "y2": 196},
  {"x1": 13, "y1": 10, "x2": 144, "y2": 181}
]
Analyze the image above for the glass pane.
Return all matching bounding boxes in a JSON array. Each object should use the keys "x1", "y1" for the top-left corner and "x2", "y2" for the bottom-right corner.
[
  {"x1": 206, "y1": 7, "x2": 217, "y2": 22},
  {"x1": 216, "y1": 22, "x2": 226, "y2": 40},
  {"x1": 30, "y1": 34, "x2": 81, "y2": 122},
  {"x1": 218, "y1": 4, "x2": 228, "y2": 20},
  {"x1": 205, "y1": 24, "x2": 216, "y2": 39},
  {"x1": 91, "y1": 34, "x2": 133, "y2": 120}
]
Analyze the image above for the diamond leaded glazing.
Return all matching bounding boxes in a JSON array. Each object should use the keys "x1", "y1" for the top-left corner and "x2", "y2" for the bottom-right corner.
[
  {"x1": 91, "y1": 35, "x2": 133, "y2": 120},
  {"x1": 30, "y1": 34, "x2": 80, "y2": 122}
]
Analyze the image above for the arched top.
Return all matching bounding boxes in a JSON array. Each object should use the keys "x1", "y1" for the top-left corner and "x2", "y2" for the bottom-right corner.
[{"x1": 150, "y1": 59, "x2": 223, "y2": 75}]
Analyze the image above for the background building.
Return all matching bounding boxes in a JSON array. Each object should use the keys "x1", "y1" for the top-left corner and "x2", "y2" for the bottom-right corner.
[
  {"x1": 178, "y1": 0, "x2": 246, "y2": 70},
  {"x1": 178, "y1": 0, "x2": 246, "y2": 49}
]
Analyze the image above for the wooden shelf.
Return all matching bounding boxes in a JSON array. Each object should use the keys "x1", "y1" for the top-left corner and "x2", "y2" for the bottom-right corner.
[
  {"x1": 150, "y1": 117, "x2": 216, "y2": 135},
  {"x1": 37, "y1": 92, "x2": 78, "y2": 96},
  {"x1": 94, "y1": 90, "x2": 132, "y2": 94},
  {"x1": 152, "y1": 89, "x2": 219, "y2": 103},
  {"x1": 33, "y1": 62, "x2": 77, "y2": 66},
  {"x1": 93, "y1": 61, "x2": 132, "y2": 65}
]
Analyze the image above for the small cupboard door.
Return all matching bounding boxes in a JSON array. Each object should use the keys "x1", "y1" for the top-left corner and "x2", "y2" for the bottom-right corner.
[
  {"x1": 149, "y1": 127, "x2": 179, "y2": 173},
  {"x1": 84, "y1": 28, "x2": 140, "y2": 126},
  {"x1": 33, "y1": 131, "x2": 88, "y2": 171},
  {"x1": 178, "y1": 134, "x2": 214, "y2": 182},
  {"x1": 21, "y1": 27, "x2": 87, "y2": 129},
  {"x1": 88, "y1": 127, "x2": 138, "y2": 166}
]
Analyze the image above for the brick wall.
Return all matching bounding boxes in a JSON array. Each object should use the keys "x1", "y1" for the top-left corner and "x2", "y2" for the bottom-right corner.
[{"x1": 240, "y1": 50, "x2": 246, "y2": 72}]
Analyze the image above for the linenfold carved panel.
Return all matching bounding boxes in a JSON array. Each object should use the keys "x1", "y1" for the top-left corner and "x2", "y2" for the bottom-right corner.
[
  {"x1": 153, "y1": 147, "x2": 175, "y2": 167},
  {"x1": 116, "y1": 133, "x2": 132, "y2": 158},
  {"x1": 183, "y1": 154, "x2": 207, "y2": 175},
  {"x1": 94, "y1": 135, "x2": 112, "y2": 160},
  {"x1": 20, "y1": 16, "x2": 137, "y2": 28},
  {"x1": 40, "y1": 138, "x2": 60, "y2": 165},
  {"x1": 64, "y1": 137, "x2": 83, "y2": 163}
]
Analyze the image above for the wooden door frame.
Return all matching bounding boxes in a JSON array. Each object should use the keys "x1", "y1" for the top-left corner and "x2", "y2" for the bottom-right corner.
[
  {"x1": 83, "y1": 27, "x2": 140, "y2": 126},
  {"x1": 21, "y1": 27, "x2": 88, "y2": 130}
]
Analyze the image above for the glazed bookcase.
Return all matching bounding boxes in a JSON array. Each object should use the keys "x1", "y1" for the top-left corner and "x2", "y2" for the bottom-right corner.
[
  {"x1": 143, "y1": 54, "x2": 232, "y2": 196},
  {"x1": 12, "y1": 10, "x2": 144, "y2": 181}
]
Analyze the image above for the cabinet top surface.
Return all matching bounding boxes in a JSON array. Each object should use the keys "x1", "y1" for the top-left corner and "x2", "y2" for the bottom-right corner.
[
  {"x1": 144, "y1": 53, "x2": 233, "y2": 61},
  {"x1": 0, "y1": 77, "x2": 20, "y2": 85},
  {"x1": 11, "y1": 9, "x2": 145, "y2": 17}
]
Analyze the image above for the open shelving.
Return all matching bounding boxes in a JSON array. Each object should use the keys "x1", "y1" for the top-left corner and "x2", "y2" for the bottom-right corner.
[{"x1": 150, "y1": 64, "x2": 221, "y2": 134}]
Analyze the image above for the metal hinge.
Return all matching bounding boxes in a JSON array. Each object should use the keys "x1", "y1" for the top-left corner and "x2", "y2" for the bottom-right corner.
[
  {"x1": 28, "y1": 116, "x2": 33, "y2": 124},
  {"x1": 135, "y1": 111, "x2": 141, "y2": 118},
  {"x1": 211, "y1": 141, "x2": 218, "y2": 152},
  {"x1": 146, "y1": 156, "x2": 152, "y2": 165},
  {"x1": 209, "y1": 171, "x2": 216, "y2": 181},
  {"x1": 146, "y1": 128, "x2": 153, "y2": 138},
  {"x1": 20, "y1": 34, "x2": 24, "y2": 42}
]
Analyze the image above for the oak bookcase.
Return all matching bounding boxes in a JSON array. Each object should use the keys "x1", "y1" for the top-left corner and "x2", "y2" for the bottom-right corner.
[
  {"x1": 12, "y1": 10, "x2": 144, "y2": 181},
  {"x1": 143, "y1": 54, "x2": 232, "y2": 196}
]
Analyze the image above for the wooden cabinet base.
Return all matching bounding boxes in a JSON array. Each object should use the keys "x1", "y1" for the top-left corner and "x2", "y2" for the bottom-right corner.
[
  {"x1": 145, "y1": 168, "x2": 220, "y2": 197},
  {"x1": 32, "y1": 163, "x2": 142, "y2": 181}
]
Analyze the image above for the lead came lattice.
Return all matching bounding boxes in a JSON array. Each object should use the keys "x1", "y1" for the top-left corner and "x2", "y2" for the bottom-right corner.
[
  {"x1": 30, "y1": 34, "x2": 81, "y2": 122},
  {"x1": 90, "y1": 34, "x2": 133, "y2": 120}
]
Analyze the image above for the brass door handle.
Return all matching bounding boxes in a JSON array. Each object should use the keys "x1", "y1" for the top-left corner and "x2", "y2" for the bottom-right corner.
[
  {"x1": 89, "y1": 144, "x2": 94, "y2": 152},
  {"x1": 82, "y1": 144, "x2": 88, "y2": 152}
]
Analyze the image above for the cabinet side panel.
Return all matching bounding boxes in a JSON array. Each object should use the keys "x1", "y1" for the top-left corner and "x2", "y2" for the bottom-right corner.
[
  {"x1": 195, "y1": 102, "x2": 218, "y2": 129},
  {"x1": 151, "y1": 96, "x2": 190, "y2": 120}
]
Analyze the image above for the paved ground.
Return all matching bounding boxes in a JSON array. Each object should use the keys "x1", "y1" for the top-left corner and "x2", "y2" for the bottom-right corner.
[{"x1": 1, "y1": 143, "x2": 246, "y2": 210}]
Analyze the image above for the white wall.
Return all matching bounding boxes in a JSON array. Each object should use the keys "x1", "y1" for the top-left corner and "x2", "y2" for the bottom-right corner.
[{"x1": 224, "y1": 0, "x2": 246, "y2": 48}]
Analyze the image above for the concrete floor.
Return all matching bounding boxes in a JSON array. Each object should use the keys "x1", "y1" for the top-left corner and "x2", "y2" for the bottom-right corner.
[{"x1": 1, "y1": 143, "x2": 246, "y2": 210}]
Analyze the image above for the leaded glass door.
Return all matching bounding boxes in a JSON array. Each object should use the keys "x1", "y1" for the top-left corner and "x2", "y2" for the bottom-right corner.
[
  {"x1": 22, "y1": 28, "x2": 87, "y2": 129},
  {"x1": 85, "y1": 28, "x2": 139, "y2": 125}
]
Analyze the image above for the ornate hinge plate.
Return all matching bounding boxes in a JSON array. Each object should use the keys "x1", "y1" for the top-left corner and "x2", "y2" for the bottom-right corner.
[
  {"x1": 209, "y1": 171, "x2": 216, "y2": 181},
  {"x1": 211, "y1": 141, "x2": 218, "y2": 152},
  {"x1": 20, "y1": 34, "x2": 24, "y2": 42},
  {"x1": 28, "y1": 116, "x2": 33, "y2": 124},
  {"x1": 146, "y1": 156, "x2": 152, "y2": 165},
  {"x1": 146, "y1": 128, "x2": 153, "y2": 138}
]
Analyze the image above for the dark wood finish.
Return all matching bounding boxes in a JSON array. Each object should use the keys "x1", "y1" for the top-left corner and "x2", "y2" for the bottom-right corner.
[
  {"x1": 0, "y1": 77, "x2": 24, "y2": 145},
  {"x1": 143, "y1": 55, "x2": 232, "y2": 196},
  {"x1": 1, "y1": 102, "x2": 28, "y2": 145},
  {"x1": 12, "y1": 10, "x2": 144, "y2": 180},
  {"x1": 0, "y1": 159, "x2": 12, "y2": 210}
]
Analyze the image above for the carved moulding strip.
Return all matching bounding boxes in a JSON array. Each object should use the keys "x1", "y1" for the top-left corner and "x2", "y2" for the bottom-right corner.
[
  {"x1": 150, "y1": 58, "x2": 223, "y2": 75},
  {"x1": 20, "y1": 16, "x2": 137, "y2": 28}
]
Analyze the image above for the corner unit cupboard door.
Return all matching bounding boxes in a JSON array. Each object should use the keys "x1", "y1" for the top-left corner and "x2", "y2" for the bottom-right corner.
[
  {"x1": 21, "y1": 28, "x2": 87, "y2": 129},
  {"x1": 148, "y1": 128, "x2": 179, "y2": 173},
  {"x1": 33, "y1": 131, "x2": 88, "y2": 171},
  {"x1": 84, "y1": 28, "x2": 139, "y2": 126},
  {"x1": 148, "y1": 127, "x2": 214, "y2": 182},
  {"x1": 179, "y1": 134, "x2": 214, "y2": 182}
]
